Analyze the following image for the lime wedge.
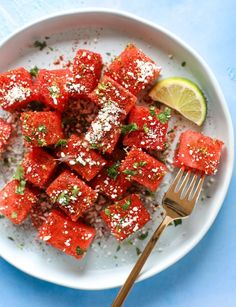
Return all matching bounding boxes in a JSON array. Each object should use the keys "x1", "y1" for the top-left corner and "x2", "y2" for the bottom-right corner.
[{"x1": 149, "y1": 77, "x2": 207, "y2": 126}]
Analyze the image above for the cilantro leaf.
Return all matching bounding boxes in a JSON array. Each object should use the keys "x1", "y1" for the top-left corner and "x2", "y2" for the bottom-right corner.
[
  {"x1": 76, "y1": 246, "x2": 86, "y2": 255},
  {"x1": 174, "y1": 219, "x2": 182, "y2": 226},
  {"x1": 13, "y1": 165, "x2": 26, "y2": 195},
  {"x1": 121, "y1": 123, "x2": 138, "y2": 135},
  {"x1": 104, "y1": 208, "x2": 111, "y2": 216},
  {"x1": 106, "y1": 161, "x2": 120, "y2": 180},
  {"x1": 138, "y1": 232, "x2": 149, "y2": 240},
  {"x1": 33, "y1": 40, "x2": 47, "y2": 50},
  {"x1": 55, "y1": 139, "x2": 68, "y2": 147},
  {"x1": 157, "y1": 107, "x2": 171, "y2": 124},
  {"x1": 122, "y1": 199, "x2": 131, "y2": 210},
  {"x1": 143, "y1": 123, "x2": 149, "y2": 133},
  {"x1": 29, "y1": 66, "x2": 39, "y2": 77}
]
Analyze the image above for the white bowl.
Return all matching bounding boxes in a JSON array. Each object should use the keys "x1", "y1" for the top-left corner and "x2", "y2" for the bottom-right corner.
[{"x1": 0, "y1": 9, "x2": 234, "y2": 290}]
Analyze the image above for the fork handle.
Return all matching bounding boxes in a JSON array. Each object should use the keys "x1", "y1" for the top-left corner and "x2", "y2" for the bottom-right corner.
[{"x1": 112, "y1": 215, "x2": 173, "y2": 307}]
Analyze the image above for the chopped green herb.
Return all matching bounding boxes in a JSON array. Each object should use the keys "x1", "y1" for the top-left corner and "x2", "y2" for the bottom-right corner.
[
  {"x1": 24, "y1": 135, "x2": 32, "y2": 142},
  {"x1": 37, "y1": 139, "x2": 47, "y2": 146},
  {"x1": 29, "y1": 66, "x2": 39, "y2": 77},
  {"x1": 116, "y1": 245, "x2": 121, "y2": 252},
  {"x1": 16, "y1": 180, "x2": 26, "y2": 195},
  {"x1": 133, "y1": 162, "x2": 139, "y2": 169},
  {"x1": 76, "y1": 246, "x2": 86, "y2": 255},
  {"x1": 55, "y1": 139, "x2": 68, "y2": 147},
  {"x1": 8, "y1": 236, "x2": 14, "y2": 241},
  {"x1": 13, "y1": 165, "x2": 24, "y2": 181},
  {"x1": 157, "y1": 107, "x2": 171, "y2": 124},
  {"x1": 90, "y1": 143, "x2": 98, "y2": 149},
  {"x1": 57, "y1": 191, "x2": 70, "y2": 206},
  {"x1": 107, "y1": 161, "x2": 120, "y2": 180},
  {"x1": 149, "y1": 106, "x2": 156, "y2": 117},
  {"x1": 98, "y1": 83, "x2": 107, "y2": 90},
  {"x1": 71, "y1": 186, "x2": 80, "y2": 197},
  {"x1": 37, "y1": 124, "x2": 47, "y2": 133},
  {"x1": 48, "y1": 46, "x2": 54, "y2": 51},
  {"x1": 139, "y1": 161, "x2": 147, "y2": 167},
  {"x1": 143, "y1": 123, "x2": 149, "y2": 133},
  {"x1": 13, "y1": 165, "x2": 26, "y2": 195},
  {"x1": 174, "y1": 219, "x2": 182, "y2": 226},
  {"x1": 122, "y1": 199, "x2": 131, "y2": 210},
  {"x1": 138, "y1": 232, "x2": 149, "y2": 240},
  {"x1": 33, "y1": 40, "x2": 47, "y2": 50},
  {"x1": 136, "y1": 247, "x2": 142, "y2": 256},
  {"x1": 123, "y1": 169, "x2": 137, "y2": 176},
  {"x1": 181, "y1": 61, "x2": 186, "y2": 67},
  {"x1": 11, "y1": 212, "x2": 18, "y2": 219},
  {"x1": 0, "y1": 214, "x2": 5, "y2": 219},
  {"x1": 121, "y1": 122, "x2": 138, "y2": 135},
  {"x1": 104, "y1": 208, "x2": 111, "y2": 216}
]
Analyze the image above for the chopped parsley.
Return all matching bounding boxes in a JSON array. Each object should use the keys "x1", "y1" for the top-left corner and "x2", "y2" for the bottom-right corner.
[
  {"x1": 174, "y1": 219, "x2": 182, "y2": 226},
  {"x1": 98, "y1": 83, "x2": 107, "y2": 91},
  {"x1": 107, "y1": 162, "x2": 120, "y2": 180},
  {"x1": 37, "y1": 139, "x2": 47, "y2": 146},
  {"x1": 122, "y1": 199, "x2": 131, "y2": 210},
  {"x1": 57, "y1": 191, "x2": 70, "y2": 206},
  {"x1": 71, "y1": 186, "x2": 80, "y2": 197},
  {"x1": 90, "y1": 143, "x2": 98, "y2": 150},
  {"x1": 11, "y1": 212, "x2": 18, "y2": 219},
  {"x1": 37, "y1": 124, "x2": 47, "y2": 133},
  {"x1": 181, "y1": 61, "x2": 186, "y2": 67},
  {"x1": 33, "y1": 40, "x2": 47, "y2": 50},
  {"x1": 13, "y1": 165, "x2": 26, "y2": 195},
  {"x1": 116, "y1": 245, "x2": 121, "y2": 252},
  {"x1": 123, "y1": 169, "x2": 137, "y2": 176},
  {"x1": 121, "y1": 123, "x2": 138, "y2": 134},
  {"x1": 157, "y1": 107, "x2": 171, "y2": 124},
  {"x1": 143, "y1": 123, "x2": 149, "y2": 133},
  {"x1": 133, "y1": 161, "x2": 147, "y2": 168},
  {"x1": 138, "y1": 232, "x2": 149, "y2": 240},
  {"x1": 76, "y1": 246, "x2": 86, "y2": 255},
  {"x1": 0, "y1": 214, "x2": 5, "y2": 219},
  {"x1": 8, "y1": 236, "x2": 15, "y2": 241},
  {"x1": 149, "y1": 106, "x2": 156, "y2": 117},
  {"x1": 24, "y1": 135, "x2": 32, "y2": 142},
  {"x1": 136, "y1": 247, "x2": 142, "y2": 256},
  {"x1": 55, "y1": 139, "x2": 68, "y2": 147},
  {"x1": 104, "y1": 208, "x2": 111, "y2": 216},
  {"x1": 29, "y1": 66, "x2": 39, "y2": 77}
]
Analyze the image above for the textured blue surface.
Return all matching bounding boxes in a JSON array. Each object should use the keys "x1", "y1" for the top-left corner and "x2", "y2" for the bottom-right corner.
[{"x1": 0, "y1": 1, "x2": 236, "y2": 306}]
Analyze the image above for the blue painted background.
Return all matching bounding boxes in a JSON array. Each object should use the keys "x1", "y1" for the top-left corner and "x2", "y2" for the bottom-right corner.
[{"x1": 0, "y1": 1, "x2": 235, "y2": 306}]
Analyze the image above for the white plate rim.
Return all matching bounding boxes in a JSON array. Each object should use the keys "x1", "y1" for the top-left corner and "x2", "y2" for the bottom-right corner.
[{"x1": 0, "y1": 8, "x2": 234, "y2": 290}]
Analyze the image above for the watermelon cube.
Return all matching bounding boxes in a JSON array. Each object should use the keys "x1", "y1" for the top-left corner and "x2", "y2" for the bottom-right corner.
[
  {"x1": 0, "y1": 180, "x2": 37, "y2": 224},
  {"x1": 105, "y1": 44, "x2": 160, "y2": 96},
  {"x1": 91, "y1": 161, "x2": 131, "y2": 200},
  {"x1": 101, "y1": 194, "x2": 150, "y2": 241},
  {"x1": 123, "y1": 106, "x2": 168, "y2": 150},
  {"x1": 38, "y1": 209, "x2": 96, "y2": 259},
  {"x1": 20, "y1": 111, "x2": 64, "y2": 147},
  {"x1": 35, "y1": 69, "x2": 72, "y2": 111},
  {"x1": 22, "y1": 148, "x2": 57, "y2": 188},
  {"x1": 174, "y1": 130, "x2": 224, "y2": 175},
  {"x1": 85, "y1": 102, "x2": 123, "y2": 154},
  {"x1": 0, "y1": 118, "x2": 12, "y2": 153},
  {"x1": 0, "y1": 67, "x2": 37, "y2": 111},
  {"x1": 88, "y1": 76, "x2": 136, "y2": 115},
  {"x1": 120, "y1": 147, "x2": 168, "y2": 191},
  {"x1": 46, "y1": 170, "x2": 97, "y2": 221},
  {"x1": 56, "y1": 134, "x2": 106, "y2": 181},
  {"x1": 67, "y1": 49, "x2": 103, "y2": 98}
]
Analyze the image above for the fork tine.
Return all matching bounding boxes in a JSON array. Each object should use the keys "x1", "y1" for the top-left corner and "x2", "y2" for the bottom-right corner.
[
  {"x1": 168, "y1": 168, "x2": 184, "y2": 192},
  {"x1": 177, "y1": 170, "x2": 191, "y2": 194},
  {"x1": 191, "y1": 175, "x2": 205, "y2": 203},
  {"x1": 183, "y1": 174, "x2": 198, "y2": 200}
]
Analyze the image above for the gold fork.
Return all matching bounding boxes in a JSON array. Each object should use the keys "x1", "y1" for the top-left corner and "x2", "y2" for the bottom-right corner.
[{"x1": 112, "y1": 168, "x2": 205, "y2": 307}]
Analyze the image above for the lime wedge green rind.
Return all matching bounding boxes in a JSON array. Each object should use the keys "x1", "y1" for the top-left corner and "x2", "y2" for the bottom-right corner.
[{"x1": 149, "y1": 77, "x2": 207, "y2": 126}]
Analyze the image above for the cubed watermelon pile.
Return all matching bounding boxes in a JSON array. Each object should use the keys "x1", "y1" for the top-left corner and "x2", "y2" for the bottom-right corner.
[{"x1": 0, "y1": 43, "x2": 224, "y2": 260}]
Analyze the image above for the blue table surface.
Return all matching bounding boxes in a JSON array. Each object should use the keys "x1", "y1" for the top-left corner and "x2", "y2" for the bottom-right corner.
[{"x1": 0, "y1": 1, "x2": 235, "y2": 306}]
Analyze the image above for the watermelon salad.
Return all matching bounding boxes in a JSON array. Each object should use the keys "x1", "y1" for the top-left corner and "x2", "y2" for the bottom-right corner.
[{"x1": 0, "y1": 43, "x2": 224, "y2": 260}]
